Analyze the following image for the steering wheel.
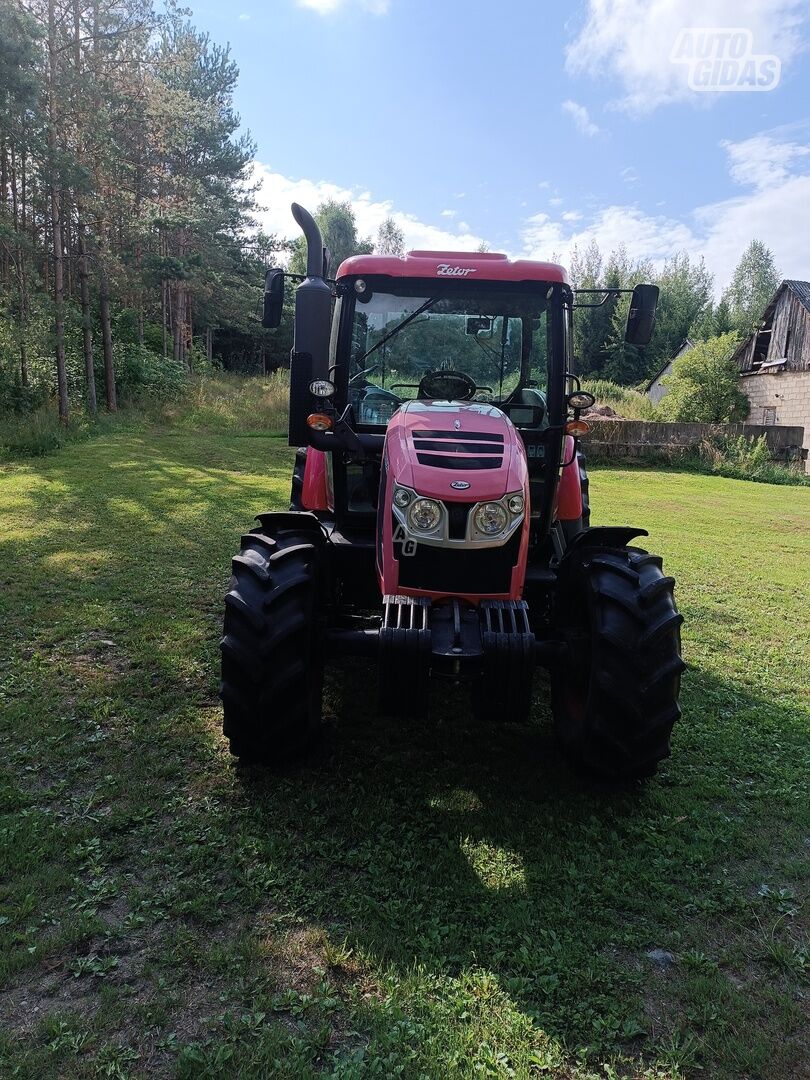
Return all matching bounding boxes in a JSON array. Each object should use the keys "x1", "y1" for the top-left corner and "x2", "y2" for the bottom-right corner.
[{"x1": 417, "y1": 370, "x2": 477, "y2": 401}]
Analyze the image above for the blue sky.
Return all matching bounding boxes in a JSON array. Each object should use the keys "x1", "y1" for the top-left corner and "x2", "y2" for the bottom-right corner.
[{"x1": 192, "y1": 0, "x2": 810, "y2": 293}]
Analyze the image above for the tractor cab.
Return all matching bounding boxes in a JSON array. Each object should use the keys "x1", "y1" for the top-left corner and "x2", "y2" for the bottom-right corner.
[{"x1": 219, "y1": 203, "x2": 683, "y2": 782}]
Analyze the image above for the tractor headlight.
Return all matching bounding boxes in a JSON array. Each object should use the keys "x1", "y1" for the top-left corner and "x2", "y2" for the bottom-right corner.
[
  {"x1": 507, "y1": 494, "x2": 524, "y2": 515},
  {"x1": 473, "y1": 502, "x2": 509, "y2": 536},
  {"x1": 393, "y1": 487, "x2": 412, "y2": 508},
  {"x1": 408, "y1": 498, "x2": 442, "y2": 531}
]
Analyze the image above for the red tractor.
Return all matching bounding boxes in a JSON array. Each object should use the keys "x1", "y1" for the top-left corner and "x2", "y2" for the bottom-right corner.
[{"x1": 220, "y1": 203, "x2": 683, "y2": 779}]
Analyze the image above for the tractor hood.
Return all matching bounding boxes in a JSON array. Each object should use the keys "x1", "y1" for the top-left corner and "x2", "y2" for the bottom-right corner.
[{"x1": 384, "y1": 400, "x2": 527, "y2": 502}]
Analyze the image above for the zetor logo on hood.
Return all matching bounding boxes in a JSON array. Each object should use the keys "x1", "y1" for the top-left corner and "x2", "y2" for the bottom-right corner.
[{"x1": 436, "y1": 264, "x2": 477, "y2": 277}]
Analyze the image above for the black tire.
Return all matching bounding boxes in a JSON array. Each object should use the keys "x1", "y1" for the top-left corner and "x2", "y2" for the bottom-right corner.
[
  {"x1": 220, "y1": 513, "x2": 325, "y2": 764},
  {"x1": 551, "y1": 545, "x2": 684, "y2": 780}
]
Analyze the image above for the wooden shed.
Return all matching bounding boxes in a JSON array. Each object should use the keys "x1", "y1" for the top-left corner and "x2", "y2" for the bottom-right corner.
[{"x1": 734, "y1": 280, "x2": 810, "y2": 467}]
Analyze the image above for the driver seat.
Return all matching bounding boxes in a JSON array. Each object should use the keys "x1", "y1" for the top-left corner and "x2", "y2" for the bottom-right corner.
[{"x1": 508, "y1": 387, "x2": 547, "y2": 424}]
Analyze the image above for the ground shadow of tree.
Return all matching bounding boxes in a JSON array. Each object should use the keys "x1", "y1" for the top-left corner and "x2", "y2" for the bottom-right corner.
[{"x1": 231, "y1": 657, "x2": 809, "y2": 1075}]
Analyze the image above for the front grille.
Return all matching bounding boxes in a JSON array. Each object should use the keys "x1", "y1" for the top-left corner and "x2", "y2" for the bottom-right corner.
[
  {"x1": 414, "y1": 427, "x2": 505, "y2": 470},
  {"x1": 446, "y1": 502, "x2": 472, "y2": 540},
  {"x1": 412, "y1": 429, "x2": 504, "y2": 469},
  {"x1": 398, "y1": 531, "x2": 521, "y2": 595},
  {"x1": 416, "y1": 454, "x2": 502, "y2": 470}
]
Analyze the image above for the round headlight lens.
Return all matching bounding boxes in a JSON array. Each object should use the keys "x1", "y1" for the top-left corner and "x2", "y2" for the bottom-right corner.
[
  {"x1": 474, "y1": 502, "x2": 508, "y2": 535},
  {"x1": 309, "y1": 379, "x2": 335, "y2": 398},
  {"x1": 393, "y1": 487, "x2": 412, "y2": 508},
  {"x1": 408, "y1": 498, "x2": 442, "y2": 531},
  {"x1": 507, "y1": 494, "x2": 524, "y2": 515}
]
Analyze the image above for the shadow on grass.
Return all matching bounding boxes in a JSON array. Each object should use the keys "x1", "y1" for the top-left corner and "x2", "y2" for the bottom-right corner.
[
  {"x1": 2, "y1": 436, "x2": 806, "y2": 1077},
  {"x1": 228, "y1": 659, "x2": 808, "y2": 1075}
]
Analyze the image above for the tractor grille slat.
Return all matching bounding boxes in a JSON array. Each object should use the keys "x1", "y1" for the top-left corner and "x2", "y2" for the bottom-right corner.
[
  {"x1": 415, "y1": 454, "x2": 503, "y2": 470},
  {"x1": 413, "y1": 429, "x2": 504, "y2": 443},
  {"x1": 412, "y1": 439, "x2": 502, "y2": 454}
]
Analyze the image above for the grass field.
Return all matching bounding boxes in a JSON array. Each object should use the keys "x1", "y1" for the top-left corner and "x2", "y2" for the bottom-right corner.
[{"x1": 0, "y1": 432, "x2": 808, "y2": 1079}]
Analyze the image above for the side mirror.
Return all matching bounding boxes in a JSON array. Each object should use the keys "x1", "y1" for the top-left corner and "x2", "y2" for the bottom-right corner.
[
  {"x1": 466, "y1": 316, "x2": 492, "y2": 335},
  {"x1": 262, "y1": 268, "x2": 284, "y2": 328},
  {"x1": 625, "y1": 284, "x2": 659, "y2": 346}
]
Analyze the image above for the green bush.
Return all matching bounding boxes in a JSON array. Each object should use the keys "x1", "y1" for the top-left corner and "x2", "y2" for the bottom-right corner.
[
  {"x1": 0, "y1": 366, "x2": 48, "y2": 414},
  {"x1": 114, "y1": 343, "x2": 186, "y2": 401},
  {"x1": 656, "y1": 333, "x2": 748, "y2": 422}
]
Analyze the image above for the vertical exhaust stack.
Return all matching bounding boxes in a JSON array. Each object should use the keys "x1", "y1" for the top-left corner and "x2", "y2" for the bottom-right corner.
[{"x1": 288, "y1": 202, "x2": 333, "y2": 445}]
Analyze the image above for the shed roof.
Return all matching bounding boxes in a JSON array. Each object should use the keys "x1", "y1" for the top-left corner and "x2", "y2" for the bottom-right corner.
[{"x1": 645, "y1": 338, "x2": 694, "y2": 391}]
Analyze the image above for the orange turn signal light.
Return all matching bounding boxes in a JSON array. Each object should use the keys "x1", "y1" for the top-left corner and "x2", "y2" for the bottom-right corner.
[
  {"x1": 306, "y1": 413, "x2": 333, "y2": 432},
  {"x1": 565, "y1": 419, "x2": 591, "y2": 437}
]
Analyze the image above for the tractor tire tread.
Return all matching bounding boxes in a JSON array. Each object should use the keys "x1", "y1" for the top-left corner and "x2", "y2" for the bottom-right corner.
[
  {"x1": 220, "y1": 516, "x2": 324, "y2": 765},
  {"x1": 551, "y1": 545, "x2": 682, "y2": 780}
]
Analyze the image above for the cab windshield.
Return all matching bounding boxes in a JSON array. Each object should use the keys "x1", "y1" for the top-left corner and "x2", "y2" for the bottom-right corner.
[{"x1": 346, "y1": 285, "x2": 551, "y2": 427}]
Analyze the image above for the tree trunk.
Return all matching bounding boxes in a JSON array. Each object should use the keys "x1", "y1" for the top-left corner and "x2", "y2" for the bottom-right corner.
[
  {"x1": 77, "y1": 220, "x2": 97, "y2": 414},
  {"x1": 48, "y1": 0, "x2": 69, "y2": 424},
  {"x1": 10, "y1": 143, "x2": 29, "y2": 387},
  {"x1": 99, "y1": 240, "x2": 116, "y2": 411},
  {"x1": 1, "y1": 134, "x2": 8, "y2": 288},
  {"x1": 172, "y1": 282, "x2": 184, "y2": 366}
]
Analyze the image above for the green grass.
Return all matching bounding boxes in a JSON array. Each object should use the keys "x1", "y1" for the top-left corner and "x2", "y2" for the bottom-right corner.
[
  {"x1": 0, "y1": 433, "x2": 808, "y2": 1079},
  {"x1": 0, "y1": 372, "x2": 290, "y2": 460}
]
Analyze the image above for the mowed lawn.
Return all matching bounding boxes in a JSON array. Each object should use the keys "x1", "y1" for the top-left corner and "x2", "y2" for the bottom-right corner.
[{"x1": 0, "y1": 432, "x2": 808, "y2": 1080}]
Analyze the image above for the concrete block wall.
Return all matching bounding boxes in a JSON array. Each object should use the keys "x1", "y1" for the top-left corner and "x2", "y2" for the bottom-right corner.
[{"x1": 742, "y1": 371, "x2": 810, "y2": 470}]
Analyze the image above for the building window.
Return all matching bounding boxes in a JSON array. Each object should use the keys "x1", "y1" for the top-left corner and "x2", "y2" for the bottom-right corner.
[{"x1": 762, "y1": 406, "x2": 777, "y2": 425}]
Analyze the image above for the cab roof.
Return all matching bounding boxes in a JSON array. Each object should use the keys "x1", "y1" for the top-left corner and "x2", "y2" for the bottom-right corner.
[{"x1": 336, "y1": 250, "x2": 569, "y2": 285}]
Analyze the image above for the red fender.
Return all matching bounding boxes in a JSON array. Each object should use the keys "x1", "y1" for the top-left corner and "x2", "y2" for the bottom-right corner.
[
  {"x1": 301, "y1": 448, "x2": 329, "y2": 511},
  {"x1": 555, "y1": 435, "x2": 583, "y2": 521}
]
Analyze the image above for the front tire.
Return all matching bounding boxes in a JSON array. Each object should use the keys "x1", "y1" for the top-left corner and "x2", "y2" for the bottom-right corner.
[
  {"x1": 220, "y1": 514, "x2": 324, "y2": 764},
  {"x1": 551, "y1": 546, "x2": 684, "y2": 780}
]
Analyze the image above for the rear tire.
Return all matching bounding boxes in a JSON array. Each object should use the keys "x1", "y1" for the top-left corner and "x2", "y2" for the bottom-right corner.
[
  {"x1": 220, "y1": 514, "x2": 324, "y2": 764},
  {"x1": 551, "y1": 545, "x2": 684, "y2": 780}
]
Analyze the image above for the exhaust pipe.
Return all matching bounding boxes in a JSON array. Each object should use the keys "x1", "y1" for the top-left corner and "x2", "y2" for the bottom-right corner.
[{"x1": 291, "y1": 202, "x2": 327, "y2": 278}]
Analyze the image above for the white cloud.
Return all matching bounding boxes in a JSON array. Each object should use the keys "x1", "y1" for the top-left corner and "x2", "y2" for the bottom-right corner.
[
  {"x1": 297, "y1": 0, "x2": 389, "y2": 14},
  {"x1": 565, "y1": 0, "x2": 805, "y2": 114},
  {"x1": 620, "y1": 166, "x2": 639, "y2": 186},
  {"x1": 561, "y1": 99, "x2": 601, "y2": 137},
  {"x1": 252, "y1": 163, "x2": 485, "y2": 256},
  {"x1": 522, "y1": 205, "x2": 693, "y2": 268},
  {"x1": 440, "y1": 209, "x2": 456, "y2": 218},
  {"x1": 519, "y1": 126, "x2": 810, "y2": 293},
  {"x1": 238, "y1": 12, "x2": 250, "y2": 19},
  {"x1": 721, "y1": 130, "x2": 810, "y2": 190},
  {"x1": 253, "y1": 125, "x2": 810, "y2": 296}
]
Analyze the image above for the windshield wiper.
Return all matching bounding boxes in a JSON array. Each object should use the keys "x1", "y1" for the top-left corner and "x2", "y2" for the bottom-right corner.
[{"x1": 357, "y1": 297, "x2": 437, "y2": 365}]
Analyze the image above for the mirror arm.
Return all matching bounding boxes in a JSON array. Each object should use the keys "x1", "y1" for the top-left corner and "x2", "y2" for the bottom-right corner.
[{"x1": 572, "y1": 287, "x2": 635, "y2": 309}]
